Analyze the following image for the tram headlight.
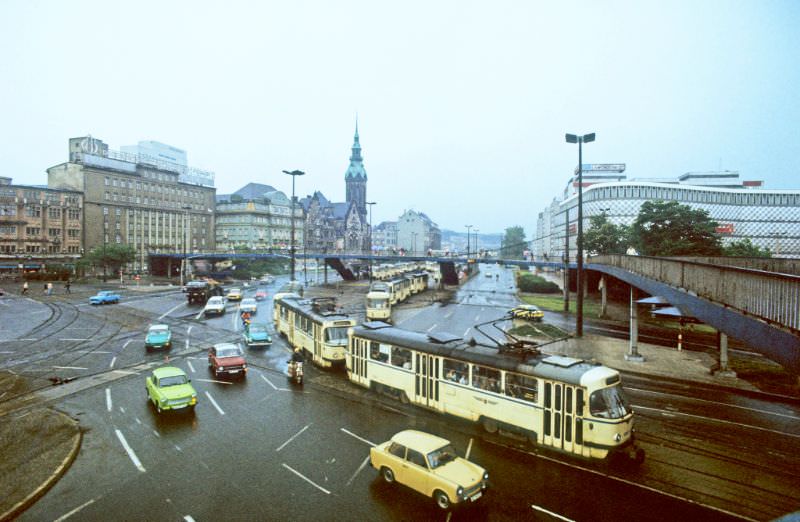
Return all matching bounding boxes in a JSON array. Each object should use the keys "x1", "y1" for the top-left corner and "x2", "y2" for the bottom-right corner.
[{"x1": 614, "y1": 433, "x2": 622, "y2": 442}]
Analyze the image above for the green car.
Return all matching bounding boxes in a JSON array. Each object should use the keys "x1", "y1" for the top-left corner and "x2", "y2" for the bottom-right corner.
[
  {"x1": 145, "y1": 324, "x2": 172, "y2": 351},
  {"x1": 145, "y1": 367, "x2": 197, "y2": 413},
  {"x1": 242, "y1": 323, "x2": 273, "y2": 348}
]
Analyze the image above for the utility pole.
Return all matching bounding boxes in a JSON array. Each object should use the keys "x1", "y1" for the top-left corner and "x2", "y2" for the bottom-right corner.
[{"x1": 282, "y1": 170, "x2": 305, "y2": 281}]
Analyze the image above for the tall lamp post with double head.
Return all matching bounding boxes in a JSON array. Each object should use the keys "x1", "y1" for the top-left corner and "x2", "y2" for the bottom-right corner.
[
  {"x1": 366, "y1": 201, "x2": 376, "y2": 281},
  {"x1": 565, "y1": 132, "x2": 595, "y2": 338},
  {"x1": 473, "y1": 229, "x2": 479, "y2": 258},
  {"x1": 282, "y1": 170, "x2": 305, "y2": 282},
  {"x1": 180, "y1": 205, "x2": 192, "y2": 287}
]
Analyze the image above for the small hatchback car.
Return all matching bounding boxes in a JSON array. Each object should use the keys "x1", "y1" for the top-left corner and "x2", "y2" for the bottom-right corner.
[
  {"x1": 369, "y1": 430, "x2": 488, "y2": 510},
  {"x1": 145, "y1": 366, "x2": 197, "y2": 414},
  {"x1": 510, "y1": 304, "x2": 544, "y2": 322},
  {"x1": 226, "y1": 288, "x2": 243, "y2": 301},
  {"x1": 240, "y1": 297, "x2": 258, "y2": 314},
  {"x1": 208, "y1": 343, "x2": 247, "y2": 378},
  {"x1": 145, "y1": 324, "x2": 172, "y2": 351},
  {"x1": 204, "y1": 296, "x2": 226, "y2": 316}
]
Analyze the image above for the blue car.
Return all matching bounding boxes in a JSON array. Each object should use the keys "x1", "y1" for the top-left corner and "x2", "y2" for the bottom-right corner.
[
  {"x1": 242, "y1": 323, "x2": 272, "y2": 348},
  {"x1": 145, "y1": 324, "x2": 172, "y2": 351},
  {"x1": 89, "y1": 290, "x2": 121, "y2": 305}
]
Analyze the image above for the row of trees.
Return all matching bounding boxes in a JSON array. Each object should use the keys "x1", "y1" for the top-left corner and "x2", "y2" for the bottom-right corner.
[{"x1": 502, "y1": 200, "x2": 771, "y2": 259}]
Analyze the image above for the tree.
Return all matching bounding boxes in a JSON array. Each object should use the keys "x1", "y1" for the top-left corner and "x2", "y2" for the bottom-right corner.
[
  {"x1": 501, "y1": 226, "x2": 526, "y2": 258},
  {"x1": 631, "y1": 200, "x2": 722, "y2": 256},
  {"x1": 723, "y1": 238, "x2": 771, "y2": 258},
  {"x1": 85, "y1": 244, "x2": 137, "y2": 275},
  {"x1": 583, "y1": 213, "x2": 630, "y2": 255}
]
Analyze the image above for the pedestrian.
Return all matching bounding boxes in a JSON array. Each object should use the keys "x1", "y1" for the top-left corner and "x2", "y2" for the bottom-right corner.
[
  {"x1": 22, "y1": 281, "x2": 28, "y2": 295},
  {"x1": 43, "y1": 283, "x2": 48, "y2": 295},
  {"x1": 64, "y1": 280, "x2": 71, "y2": 294},
  {"x1": 47, "y1": 282, "x2": 53, "y2": 296}
]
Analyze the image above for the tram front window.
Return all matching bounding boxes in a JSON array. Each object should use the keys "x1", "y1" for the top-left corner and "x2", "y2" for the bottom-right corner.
[
  {"x1": 589, "y1": 385, "x2": 630, "y2": 419},
  {"x1": 324, "y1": 326, "x2": 349, "y2": 346},
  {"x1": 367, "y1": 298, "x2": 388, "y2": 309}
]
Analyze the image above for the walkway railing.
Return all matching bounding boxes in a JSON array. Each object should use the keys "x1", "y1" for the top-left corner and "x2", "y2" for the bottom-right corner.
[{"x1": 590, "y1": 254, "x2": 800, "y2": 334}]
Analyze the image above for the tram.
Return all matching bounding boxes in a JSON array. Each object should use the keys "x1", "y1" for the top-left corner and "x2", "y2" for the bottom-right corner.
[
  {"x1": 347, "y1": 322, "x2": 643, "y2": 463},
  {"x1": 273, "y1": 296, "x2": 356, "y2": 368},
  {"x1": 365, "y1": 282, "x2": 392, "y2": 322}
]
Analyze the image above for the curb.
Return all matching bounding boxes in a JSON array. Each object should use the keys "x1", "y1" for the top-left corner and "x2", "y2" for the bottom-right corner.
[{"x1": 0, "y1": 413, "x2": 83, "y2": 522}]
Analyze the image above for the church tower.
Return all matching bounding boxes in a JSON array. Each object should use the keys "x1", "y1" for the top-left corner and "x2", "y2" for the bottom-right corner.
[{"x1": 344, "y1": 121, "x2": 367, "y2": 215}]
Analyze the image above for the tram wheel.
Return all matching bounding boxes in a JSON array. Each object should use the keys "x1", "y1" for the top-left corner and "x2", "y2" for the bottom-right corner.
[{"x1": 482, "y1": 417, "x2": 498, "y2": 434}]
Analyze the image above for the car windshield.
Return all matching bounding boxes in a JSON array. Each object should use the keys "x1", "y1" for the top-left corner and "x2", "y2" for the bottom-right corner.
[
  {"x1": 249, "y1": 325, "x2": 268, "y2": 334},
  {"x1": 228, "y1": 289, "x2": 240, "y2": 294},
  {"x1": 208, "y1": 297, "x2": 223, "y2": 304},
  {"x1": 589, "y1": 384, "x2": 631, "y2": 419},
  {"x1": 427, "y1": 444, "x2": 458, "y2": 469},
  {"x1": 159, "y1": 374, "x2": 188, "y2": 387},
  {"x1": 324, "y1": 326, "x2": 349, "y2": 345},
  {"x1": 149, "y1": 326, "x2": 168, "y2": 334},
  {"x1": 216, "y1": 346, "x2": 242, "y2": 358}
]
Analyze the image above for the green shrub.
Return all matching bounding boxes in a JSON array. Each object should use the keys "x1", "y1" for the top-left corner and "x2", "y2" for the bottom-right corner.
[{"x1": 517, "y1": 272, "x2": 560, "y2": 294}]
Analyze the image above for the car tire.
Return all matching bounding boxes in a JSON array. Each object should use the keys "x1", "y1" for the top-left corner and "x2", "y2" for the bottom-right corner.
[
  {"x1": 156, "y1": 403, "x2": 162, "y2": 414},
  {"x1": 434, "y1": 490, "x2": 451, "y2": 510},
  {"x1": 381, "y1": 467, "x2": 395, "y2": 484},
  {"x1": 482, "y1": 417, "x2": 499, "y2": 434}
]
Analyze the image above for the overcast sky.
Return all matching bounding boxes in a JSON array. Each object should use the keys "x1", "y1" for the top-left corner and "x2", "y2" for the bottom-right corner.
[{"x1": 1, "y1": 1, "x2": 798, "y2": 235}]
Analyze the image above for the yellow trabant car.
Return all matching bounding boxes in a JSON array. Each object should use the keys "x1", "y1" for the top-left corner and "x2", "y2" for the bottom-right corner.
[
  {"x1": 510, "y1": 304, "x2": 544, "y2": 322},
  {"x1": 226, "y1": 287, "x2": 243, "y2": 301},
  {"x1": 369, "y1": 430, "x2": 488, "y2": 510}
]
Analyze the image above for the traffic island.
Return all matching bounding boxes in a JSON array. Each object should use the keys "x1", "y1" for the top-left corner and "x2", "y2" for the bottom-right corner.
[{"x1": 0, "y1": 408, "x2": 82, "y2": 521}]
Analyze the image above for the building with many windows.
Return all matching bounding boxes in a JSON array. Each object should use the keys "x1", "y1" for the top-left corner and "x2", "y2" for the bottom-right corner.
[
  {"x1": 535, "y1": 170, "x2": 800, "y2": 259},
  {"x1": 372, "y1": 221, "x2": 398, "y2": 252},
  {"x1": 215, "y1": 183, "x2": 303, "y2": 251},
  {"x1": 396, "y1": 210, "x2": 441, "y2": 255},
  {"x1": 0, "y1": 177, "x2": 83, "y2": 261},
  {"x1": 47, "y1": 136, "x2": 216, "y2": 272}
]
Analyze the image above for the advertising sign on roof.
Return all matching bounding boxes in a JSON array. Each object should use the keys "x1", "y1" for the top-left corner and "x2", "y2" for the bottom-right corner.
[{"x1": 577, "y1": 163, "x2": 626, "y2": 173}]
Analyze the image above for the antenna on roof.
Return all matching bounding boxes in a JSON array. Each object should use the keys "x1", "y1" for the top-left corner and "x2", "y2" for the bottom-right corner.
[{"x1": 473, "y1": 316, "x2": 542, "y2": 357}]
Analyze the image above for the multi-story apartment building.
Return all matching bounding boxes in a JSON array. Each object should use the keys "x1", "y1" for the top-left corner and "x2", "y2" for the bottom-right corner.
[
  {"x1": 215, "y1": 183, "x2": 303, "y2": 251},
  {"x1": 0, "y1": 177, "x2": 83, "y2": 260},
  {"x1": 396, "y1": 210, "x2": 441, "y2": 255},
  {"x1": 47, "y1": 136, "x2": 216, "y2": 272},
  {"x1": 372, "y1": 221, "x2": 397, "y2": 252}
]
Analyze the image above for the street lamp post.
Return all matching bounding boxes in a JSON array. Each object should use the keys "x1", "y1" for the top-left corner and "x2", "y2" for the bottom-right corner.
[
  {"x1": 465, "y1": 225, "x2": 472, "y2": 260},
  {"x1": 473, "y1": 229, "x2": 479, "y2": 258},
  {"x1": 180, "y1": 205, "x2": 192, "y2": 287},
  {"x1": 366, "y1": 202, "x2": 376, "y2": 281},
  {"x1": 565, "y1": 132, "x2": 595, "y2": 337},
  {"x1": 282, "y1": 170, "x2": 305, "y2": 282}
]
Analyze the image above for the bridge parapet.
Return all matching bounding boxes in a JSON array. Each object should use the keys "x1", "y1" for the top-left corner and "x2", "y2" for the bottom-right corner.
[{"x1": 590, "y1": 254, "x2": 800, "y2": 334}]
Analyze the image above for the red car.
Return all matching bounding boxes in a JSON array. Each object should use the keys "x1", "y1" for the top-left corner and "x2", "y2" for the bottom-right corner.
[
  {"x1": 208, "y1": 343, "x2": 247, "y2": 378},
  {"x1": 255, "y1": 290, "x2": 268, "y2": 301}
]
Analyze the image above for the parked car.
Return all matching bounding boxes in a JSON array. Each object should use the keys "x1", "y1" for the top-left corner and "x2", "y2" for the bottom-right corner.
[
  {"x1": 259, "y1": 275, "x2": 275, "y2": 285},
  {"x1": 242, "y1": 323, "x2": 272, "y2": 348},
  {"x1": 145, "y1": 366, "x2": 197, "y2": 414},
  {"x1": 369, "y1": 430, "x2": 488, "y2": 510},
  {"x1": 208, "y1": 343, "x2": 247, "y2": 378},
  {"x1": 510, "y1": 304, "x2": 544, "y2": 322},
  {"x1": 226, "y1": 287, "x2": 243, "y2": 301},
  {"x1": 254, "y1": 290, "x2": 268, "y2": 301},
  {"x1": 239, "y1": 298, "x2": 258, "y2": 314},
  {"x1": 203, "y1": 296, "x2": 226, "y2": 316},
  {"x1": 89, "y1": 290, "x2": 121, "y2": 305},
  {"x1": 145, "y1": 324, "x2": 172, "y2": 351}
]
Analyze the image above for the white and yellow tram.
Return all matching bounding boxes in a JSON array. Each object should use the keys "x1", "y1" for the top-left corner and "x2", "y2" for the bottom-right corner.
[
  {"x1": 273, "y1": 296, "x2": 356, "y2": 368},
  {"x1": 347, "y1": 323, "x2": 643, "y2": 462},
  {"x1": 365, "y1": 282, "x2": 392, "y2": 322}
]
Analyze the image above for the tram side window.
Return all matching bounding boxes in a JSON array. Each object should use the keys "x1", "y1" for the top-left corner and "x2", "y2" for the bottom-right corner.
[
  {"x1": 280, "y1": 306, "x2": 288, "y2": 320},
  {"x1": 370, "y1": 342, "x2": 389, "y2": 363},
  {"x1": 471, "y1": 365, "x2": 501, "y2": 393},
  {"x1": 391, "y1": 346, "x2": 412, "y2": 369},
  {"x1": 505, "y1": 373, "x2": 538, "y2": 403},
  {"x1": 443, "y1": 359, "x2": 468, "y2": 385}
]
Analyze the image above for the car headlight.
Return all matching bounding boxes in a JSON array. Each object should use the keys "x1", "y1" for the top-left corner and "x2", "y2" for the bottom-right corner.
[
  {"x1": 190, "y1": 396, "x2": 197, "y2": 405},
  {"x1": 217, "y1": 366, "x2": 224, "y2": 372},
  {"x1": 483, "y1": 471, "x2": 489, "y2": 481},
  {"x1": 457, "y1": 486, "x2": 464, "y2": 498},
  {"x1": 614, "y1": 433, "x2": 622, "y2": 442}
]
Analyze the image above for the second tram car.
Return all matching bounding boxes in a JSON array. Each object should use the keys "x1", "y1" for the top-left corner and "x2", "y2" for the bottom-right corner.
[
  {"x1": 347, "y1": 322, "x2": 643, "y2": 463},
  {"x1": 274, "y1": 296, "x2": 356, "y2": 368}
]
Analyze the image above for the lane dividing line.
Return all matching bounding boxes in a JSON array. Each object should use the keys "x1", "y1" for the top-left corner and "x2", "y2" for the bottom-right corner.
[
  {"x1": 194, "y1": 310, "x2": 204, "y2": 321},
  {"x1": 105, "y1": 388, "x2": 112, "y2": 412},
  {"x1": 121, "y1": 340, "x2": 133, "y2": 351},
  {"x1": 187, "y1": 326, "x2": 193, "y2": 336},
  {"x1": 195, "y1": 378, "x2": 232, "y2": 385},
  {"x1": 53, "y1": 366, "x2": 87, "y2": 370},
  {"x1": 261, "y1": 374, "x2": 277, "y2": 390},
  {"x1": 184, "y1": 516, "x2": 196, "y2": 522},
  {"x1": 205, "y1": 391, "x2": 225, "y2": 415},
  {"x1": 426, "y1": 324, "x2": 437, "y2": 332},
  {"x1": 276, "y1": 424, "x2": 310, "y2": 452},
  {"x1": 109, "y1": 357, "x2": 117, "y2": 369},
  {"x1": 465, "y1": 438, "x2": 473, "y2": 460},
  {"x1": 53, "y1": 498, "x2": 97, "y2": 522},
  {"x1": 282, "y1": 463, "x2": 330, "y2": 495},
  {"x1": 463, "y1": 328, "x2": 470, "y2": 337},
  {"x1": 114, "y1": 429, "x2": 145, "y2": 472},
  {"x1": 159, "y1": 301, "x2": 186, "y2": 320},
  {"x1": 185, "y1": 339, "x2": 189, "y2": 350},
  {"x1": 633, "y1": 404, "x2": 800, "y2": 439},
  {"x1": 531, "y1": 504, "x2": 574, "y2": 521},
  {"x1": 340, "y1": 428, "x2": 376, "y2": 447},
  {"x1": 153, "y1": 430, "x2": 160, "y2": 438},
  {"x1": 187, "y1": 361, "x2": 195, "y2": 373},
  {"x1": 346, "y1": 455, "x2": 371, "y2": 487},
  {"x1": 59, "y1": 339, "x2": 88, "y2": 342}
]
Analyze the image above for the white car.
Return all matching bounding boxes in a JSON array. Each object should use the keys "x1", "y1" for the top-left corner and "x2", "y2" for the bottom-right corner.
[
  {"x1": 203, "y1": 296, "x2": 226, "y2": 316},
  {"x1": 239, "y1": 298, "x2": 258, "y2": 314}
]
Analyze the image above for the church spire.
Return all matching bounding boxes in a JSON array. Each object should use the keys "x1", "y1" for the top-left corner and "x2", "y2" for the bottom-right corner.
[{"x1": 345, "y1": 121, "x2": 365, "y2": 179}]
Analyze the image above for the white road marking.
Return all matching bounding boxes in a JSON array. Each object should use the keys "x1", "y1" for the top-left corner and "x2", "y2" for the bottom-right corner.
[
  {"x1": 159, "y1": 301, "x2": 186, "y2": 320},
  {"x1": 153, "y1": 430, "x2": 160, "y2": 438},
  {"x1": 18, "y1": 338, "x2": 38, "y2": 341},
  {"x1": 444, "y1": 312, "x2": 453, "y2": 319},
  {"x1": 276, "y1": 424, "x2": 310, "y2": 452},
  {"x1": 114, "y1": 429, "x2": 146, "y2": 472},
  {"x1": 205, "y1": 391, "x2": 225, "y2": 414},
  {"x1": 194, "y1": 309, "x2": 204, "y2": 320},
  {"x1": 187, "y1": 361, "x2": 195, "y2": 373},
  {"x1": 195, "y1": 378, "x2": 231, "y2": 385},
  {"x1": 261, "y1": 374, "x2": 278, "y2": 390},
  {"x1": 121, "y1": 340, "x2": 133, "y2": 351},
  {"x1": 53, "y1": 366, "x2": 87, "y2": 370},
  {"x1": 105, "y1": 388, "x2": 112, "y2": 412},
  {"x1": 346, "y1": 455, "x2": 371, "y2": 487},
  {"x1": 59, "y1": 339, "x2": 88, "y2": 342},
  {"x1": 135, "y1": 417, "x2": 142, "y2": 425},
  {"x1": 0, "y1": 350, "x2": 14, "y2": 354},
  {"x1": 465, "y1": 438, "x2": 473, "y2": 460},
  {"x1": 474, "y1": 314, "x2": 480, "y2": 322},
  {"x1": 426, "y1": 324, "x2": 437, "y2": 332},
  {"x1": 185, "y1": 339, "x2": 189, "y2": 350},
  {"x1": 463, "y1": 328, "x2": 470, "y2": 337},
  {"x1": 633, "y1": 404, "x2": 800, "y2": 439},
  {"x1": 112, "y1": 370, "x2": 138, "y2": 375},
  {"x1": 120, "y1": 407, "x2": 125, "y2": 413},
  {"x1": 282, "y1": 463, "x2": 330, "y2": 495},
  {"x1": 187, "y1": 326, "x2": 193, "y2": 336},
  {"x1": 174, "y1": 445, "x2": 182, "y2": 452},
  {"x1": 184, "y1": 517, "x2": 196, "y2": 522},
  {"x1": 53, "y1": 498, "x2": 97, "y2": 522},
  {"x1": 109, "y1": 357, "x2": 117, "y2": 369},
  {"x1": 74, "y1": 350, "x2": 111, "y2": 354},
  {"x1": 340, "y1": 428, "x2": 376, "y2": 447},
  {"x1": 531, "y1": 504, "x2": 574, "y2": 522}
]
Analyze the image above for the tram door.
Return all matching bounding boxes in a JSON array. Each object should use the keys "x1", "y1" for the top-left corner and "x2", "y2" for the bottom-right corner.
[
  {"x1": 314, "y1": 325, "x2": 322, "y2": 362},
  {"x1": 414, "y1": 354, "x2": 440, "y2": 409},
  {"x1": 543, "y1": 382, "x2": 583, "y2": 454}
]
